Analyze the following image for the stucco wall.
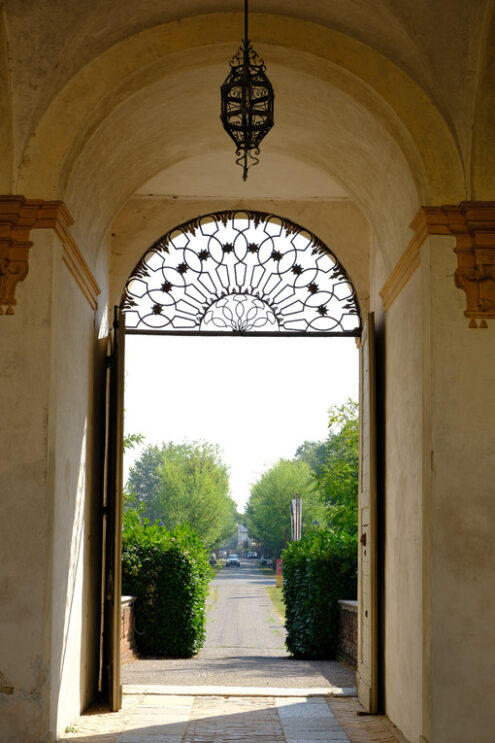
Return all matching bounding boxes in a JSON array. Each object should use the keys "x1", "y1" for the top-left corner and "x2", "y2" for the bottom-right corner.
[
  {"x1": 0, "y1": 229, "x2": 105, "y2": 742},
  {"x1": 47, "y1": 233, "x2": 101, "y2": 737},
  {"x1": 0, "y1": 232, "x2": 56, "y2": 742},
  {"x1": 426, "y1": 237, "x2": 495, "y2": 743},
  {"x1": 383, "y1": 269, "x2": 424, "y2": 743}
]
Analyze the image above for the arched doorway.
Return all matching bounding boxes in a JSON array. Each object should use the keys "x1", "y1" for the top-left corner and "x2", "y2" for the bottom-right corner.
[{"x1": 103, "y1": 209, "x2": 375, "y2": 713}]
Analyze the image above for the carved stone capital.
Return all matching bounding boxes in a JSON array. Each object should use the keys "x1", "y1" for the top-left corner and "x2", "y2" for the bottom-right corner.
[{"x1": 0, "y1": 195, "x2": 99, "y2": 314}]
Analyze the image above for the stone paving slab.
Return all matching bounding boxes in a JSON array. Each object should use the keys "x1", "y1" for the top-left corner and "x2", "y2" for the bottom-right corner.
[
  {"x1": 59, "y1": 691, "x2": 410, "y2": 743},
  {"x1": 116, "y1": 736, "x2": 183, "y2": 743},
  {"x1": 183, "y1": 695, "x2": 286, "y2": 743},
  {"x1": 276, "y1": 697, "x2": 349, "y2": 743}
]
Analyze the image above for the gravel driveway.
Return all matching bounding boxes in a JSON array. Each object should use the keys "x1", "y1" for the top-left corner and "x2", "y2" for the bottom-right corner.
[{"x1": 121, "y1": 560, "x2": 355, "y2": 689}]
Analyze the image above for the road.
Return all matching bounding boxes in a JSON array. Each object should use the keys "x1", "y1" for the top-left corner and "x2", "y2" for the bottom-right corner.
[
  {"x1": 121, "y1": 559, "x2": 355, "y2": 690},
  {"x1": 201, "y1": 558, "x2": 287, "y2": 657}
]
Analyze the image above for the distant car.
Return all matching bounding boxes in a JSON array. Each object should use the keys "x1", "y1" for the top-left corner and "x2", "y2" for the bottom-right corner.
[
  {"x1": 260, "y1": 557, "x2": 273, "y2": 567},
  {"x1": 226, "y1": 554, "x2": 240, "y2": 567},
  {"x1": 247, "y1": 550, "x2": 257, "y2": 559}
]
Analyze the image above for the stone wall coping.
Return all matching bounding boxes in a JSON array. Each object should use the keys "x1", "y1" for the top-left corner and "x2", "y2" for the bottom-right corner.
[
  {"x1": 338, "y1": 600, "x2": 358, "y2": 612},
  {"x1": 121, "y1": 595, "x2": 136, "y2": 607}
]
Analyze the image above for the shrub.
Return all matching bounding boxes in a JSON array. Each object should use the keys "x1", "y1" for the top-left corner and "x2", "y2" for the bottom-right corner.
[
  {"x1": 122, "y1": 521, "x2": 213, "y2": 657},
  {"x1": 282, "y1": 530, "x2": 357, "y2": 659}
]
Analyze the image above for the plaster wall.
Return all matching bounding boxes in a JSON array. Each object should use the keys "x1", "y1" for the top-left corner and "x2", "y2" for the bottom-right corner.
[
  {"x1": 426, "y1": 237, "x2": 495, "y2": 742},
  {"x1": 383, "y1": 270, "x2": 424, "y2": 743},
  {"x1": 47, "y1": 236, "x2": 101, "y2": 738},
  {"x1": 0, "y1": 229, "x2": 104, "y2": 742},
  {"x1": 0, "y1": 232, "x2": 56, "y2": 742}
]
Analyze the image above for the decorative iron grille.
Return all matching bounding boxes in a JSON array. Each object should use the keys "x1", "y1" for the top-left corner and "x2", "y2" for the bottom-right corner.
[{"x1": 122, "y1": 211, "x2": 361, "y2": 336}]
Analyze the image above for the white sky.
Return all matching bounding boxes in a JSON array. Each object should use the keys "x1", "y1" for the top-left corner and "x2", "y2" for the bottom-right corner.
[{"x1": 124, "y1": 334, "x2": 358, "y2": 512}]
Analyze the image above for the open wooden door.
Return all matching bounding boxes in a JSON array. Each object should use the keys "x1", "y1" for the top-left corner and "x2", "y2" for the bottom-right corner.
[
  {"x1": 357, "y1": 313, "x2": 378, "y2": 713},
  {"x1": 99, "y1": 307, "x2": 125, "y2": 711}
]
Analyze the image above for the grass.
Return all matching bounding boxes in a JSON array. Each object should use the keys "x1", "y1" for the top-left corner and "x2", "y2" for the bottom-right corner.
[
  {"x1": 211, "y1": 559, "x2": 226, "y2": 573},
  {"x1": 257, "y1": 563, "x2": 276, "y2": 577},
  {"x1": 207, "y1": 585, "x2": 219, "y2": 612},
  {"x1": 265, "y1": 585, "x2": 286, "y2": 623}
]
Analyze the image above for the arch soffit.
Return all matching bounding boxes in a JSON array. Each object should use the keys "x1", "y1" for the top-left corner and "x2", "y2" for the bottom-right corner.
[
  {"x1": 109, "y1": 198, "x2": 370, "y2": 315},
  {"x1": 16, "y1": 13, "x2": 465, "y2": 205}
]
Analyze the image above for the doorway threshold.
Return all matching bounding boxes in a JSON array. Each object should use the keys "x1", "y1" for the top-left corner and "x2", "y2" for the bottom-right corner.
[{"x1": 123, "y1": 683, "x2": 357, "y2": 697}]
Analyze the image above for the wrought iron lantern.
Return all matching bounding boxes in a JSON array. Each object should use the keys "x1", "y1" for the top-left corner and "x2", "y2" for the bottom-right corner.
[{"x1": 220, "y1": 0, "x2": 274, "y2": 180}]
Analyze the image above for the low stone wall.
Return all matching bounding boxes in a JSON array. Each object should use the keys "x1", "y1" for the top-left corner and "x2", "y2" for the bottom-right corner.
[
  {"x1": 337, "y1": 599, "x2": 358, "y2": 668},
  {"x1": 121, "y1": 596, "x2": 137, "y2": 663}
]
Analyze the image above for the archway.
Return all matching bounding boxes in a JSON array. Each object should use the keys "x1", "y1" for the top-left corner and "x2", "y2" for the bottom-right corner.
[{"x1": 108, "y1": 209, "x2": 373, "y2": 709}]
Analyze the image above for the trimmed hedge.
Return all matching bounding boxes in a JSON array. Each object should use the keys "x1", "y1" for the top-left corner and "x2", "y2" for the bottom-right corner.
[
  {"x1": 282, "y1": 530, "x2": 357, "y2": 659},
  {"x1": 122, "y1": 520, "x2": 213, "y2": 657}
]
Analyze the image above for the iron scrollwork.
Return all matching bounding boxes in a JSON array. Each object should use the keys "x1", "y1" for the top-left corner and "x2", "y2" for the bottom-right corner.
[{"x1": 122, "y1": 211, "x2": 361, "y2": 335}]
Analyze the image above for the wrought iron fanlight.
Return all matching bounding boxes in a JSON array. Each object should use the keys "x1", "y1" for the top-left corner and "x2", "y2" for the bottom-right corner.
[{"x1": 220, "y1": 0, "x2": 274, "y2": 180}]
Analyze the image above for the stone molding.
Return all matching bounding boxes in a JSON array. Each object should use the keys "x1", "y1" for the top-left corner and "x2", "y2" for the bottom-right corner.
[
  {"x1": 380, "y1": 201, "x2": 495, "y2": 326},
  {"x1": 0, "y1": 195, "x2": 100, "y2": 314}
]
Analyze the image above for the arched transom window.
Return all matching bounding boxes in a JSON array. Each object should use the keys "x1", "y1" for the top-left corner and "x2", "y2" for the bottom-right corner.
[{"x1": 122, "y1": 211, "x2": 361, "y2": 336}]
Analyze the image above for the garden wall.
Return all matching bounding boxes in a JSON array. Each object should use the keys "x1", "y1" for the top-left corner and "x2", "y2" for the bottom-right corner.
[
  {"x1": 337, "y1": 599, "x2": 357, "y2": 667},
  {"x1": 121, "y1": 596, "x2": 137, "y2": 663}
]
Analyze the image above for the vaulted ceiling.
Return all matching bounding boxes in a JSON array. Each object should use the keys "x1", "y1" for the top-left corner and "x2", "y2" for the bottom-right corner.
[
  {"x1": 5, "y1": 0, "x2": 490, "y2": 165},
  {"x1": 1, "y1": 1, "x2": 493, "y2": 273}
]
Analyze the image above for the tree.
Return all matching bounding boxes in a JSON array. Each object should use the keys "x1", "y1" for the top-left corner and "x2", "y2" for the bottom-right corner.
[
  {"x1": 316, "y1": 400, "x2": 359, "y2": 538},
  {"x1": 127, "y1": 444, "x2": 163, "y2": 509},
  {"x1": 127, "y1": 441, "x2": 237, "y2": 548},
  {"x1": 245, "y1": 459, "x2": 325, "y2": 558},
  {"x1": 294, "y1": 440, "x2": 327, "y2": 478}
]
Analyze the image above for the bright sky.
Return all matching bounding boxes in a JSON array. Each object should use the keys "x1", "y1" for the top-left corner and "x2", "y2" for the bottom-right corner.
[{"x1": 124, "y1": 334, "x2": 358, "y2": 512}]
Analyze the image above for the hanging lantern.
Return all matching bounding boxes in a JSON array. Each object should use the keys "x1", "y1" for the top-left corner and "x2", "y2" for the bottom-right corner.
[{"x1": 220, "y1": 0, "x2": 274, "y2": 180}]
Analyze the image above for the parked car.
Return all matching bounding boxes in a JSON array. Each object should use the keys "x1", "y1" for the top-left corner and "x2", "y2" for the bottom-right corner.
[
  {"x1": 260, "y1": 556, "x2": 273, "y2": 567},
  {"x1": 226, "y1": 553, "x2": 240, "y2": 567},
  {"x1": 247, "y1": 550, "x2": 257, "y2": 559}
]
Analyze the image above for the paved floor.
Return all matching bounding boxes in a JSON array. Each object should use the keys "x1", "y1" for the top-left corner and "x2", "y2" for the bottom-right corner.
[
  {"x1": 61, "y1": 563, "x2": 409, "y2": 741},
  {"x1": 59, "y1": 690, "x2": 409, "y2": 743}
]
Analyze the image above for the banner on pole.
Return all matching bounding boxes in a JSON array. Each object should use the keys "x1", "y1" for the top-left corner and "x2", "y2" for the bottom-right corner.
[{"x1": 290, "y1": 495, "x2": 302, "y2": 541}]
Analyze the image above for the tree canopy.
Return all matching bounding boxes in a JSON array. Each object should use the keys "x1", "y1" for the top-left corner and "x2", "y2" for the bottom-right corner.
[
  {"x1": 126, "y1": 441, "x2": 237, "y2": 548},
  {"x1": 245, "y1": 458, "x2": 325, "y2": 558},
  {"x1": 315, "y1": 400, "x2": 359, "y2": 538},
  {"x1": 244, "y1": 399, "x2": 359, "y2": 553}
]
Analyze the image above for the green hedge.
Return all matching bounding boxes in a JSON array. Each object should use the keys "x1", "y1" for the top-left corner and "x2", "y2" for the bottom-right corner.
[
  {"x1": 122, "y1": 519, "x2": 213, "y2": 657},
  {"x1": 282, "y1": 530, "x2": 357, "y2": 659}
]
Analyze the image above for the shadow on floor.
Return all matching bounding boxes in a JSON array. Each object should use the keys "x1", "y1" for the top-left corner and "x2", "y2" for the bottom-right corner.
[{"x1": 122, "y1": 654, "x2": 356, "y2": 688}]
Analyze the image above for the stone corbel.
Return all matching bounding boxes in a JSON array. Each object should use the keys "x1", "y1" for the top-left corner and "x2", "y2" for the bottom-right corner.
[
  {"x1": 0, "y1": 196, "x2": 41, "y2": 314},
  {"x1": 440, "y1": 202, "x2": 495, "y2": 327},
  {"x1": 381, "y1": 201, "x2": 495, "y2": 326},
  {"x1": 0, "y1": 195, "x2": 99, "y2": 314}
]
